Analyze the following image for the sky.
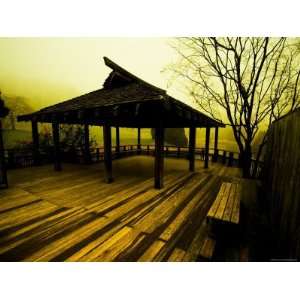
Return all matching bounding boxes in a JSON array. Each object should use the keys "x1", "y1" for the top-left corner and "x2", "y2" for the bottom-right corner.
[{"x1": 0, "y1": 38, "x2": 190, "y2": 109}]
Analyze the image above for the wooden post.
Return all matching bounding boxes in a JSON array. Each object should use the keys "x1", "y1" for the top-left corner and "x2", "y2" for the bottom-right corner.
[
  {"x1": 84, "y1": 124, "x2": 91, "y2": 164},
  {"x1": 31, "y1": 120, "x2": 40, "y2": 166},
  {"x1": 154, "y1": 125, "x2": 164, "y2": 189},
  {"x1": 7, "y1": 149, "x2": 15, "y2": 168},
  {"x1": 0, "y1": 119, "x2": 8, "y2": 189},
  {"x1": 115, "y1": 126, "x2": 120, "y2": 154},
  {"x1": 238, "y1": 152, "x2": 243, "y2": 167},
  {"x1": 137, "y1": 127, "x2": 141, "y2": 154},
  {"x1": 222, "y1": 150, "x2": 227, "y2": 164},
  {"x1": 204, "y1": 127, "x2": 210, "y2": 169},
  {"x1": 228, "y1": 152, "x2": 234, "y2": 167},
  {"x1": 103, "y1": 124, "x2": 113, "y2": 183},
  {"x1": 189, "y1": 127, "x2": 196, "y2": 172},
  {"x1": 96, "y1": 148, "x2": 100, "y2": 162},
  {"x1": 52, "y1": 121, "x2": 61, "y2": 171},
  {"x1": 213, "y1": 127, "x2": 219, "y2": 162}
]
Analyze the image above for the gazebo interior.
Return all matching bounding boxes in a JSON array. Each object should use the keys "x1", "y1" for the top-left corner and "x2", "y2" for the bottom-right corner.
[{"x1": 18, "y1": 57, "x2": 224, "y2": 188}]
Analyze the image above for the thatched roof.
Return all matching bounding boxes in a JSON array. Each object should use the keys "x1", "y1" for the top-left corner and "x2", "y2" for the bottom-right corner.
[{"x1": 18, "y1": 57, "x2": 224, "y2": 128}]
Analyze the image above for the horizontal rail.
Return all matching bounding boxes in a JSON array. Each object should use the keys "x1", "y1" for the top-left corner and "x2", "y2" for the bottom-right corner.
[{"x1": 3, "y1": 144, "x2": 263, "y2": 179}]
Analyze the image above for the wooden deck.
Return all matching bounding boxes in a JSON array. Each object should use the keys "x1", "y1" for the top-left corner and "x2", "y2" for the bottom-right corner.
[{"x1": 0, "y1": 156, "x2": 242, "y2": 262}]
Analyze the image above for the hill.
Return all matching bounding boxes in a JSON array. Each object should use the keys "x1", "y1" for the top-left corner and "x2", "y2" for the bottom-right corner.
[{"x1": 1, "y1": 93, "x2": 34, "y2": 131}]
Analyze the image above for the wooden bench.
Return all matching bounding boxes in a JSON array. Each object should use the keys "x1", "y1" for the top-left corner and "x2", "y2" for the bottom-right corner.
[{"x1": 207, "y1": 182, "x2": 241, "y2": 225}]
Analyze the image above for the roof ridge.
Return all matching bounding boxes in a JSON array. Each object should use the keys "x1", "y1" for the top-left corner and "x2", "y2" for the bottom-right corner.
[{"x1": 103, "y1": 56, "x2": 166, "y2": 95}]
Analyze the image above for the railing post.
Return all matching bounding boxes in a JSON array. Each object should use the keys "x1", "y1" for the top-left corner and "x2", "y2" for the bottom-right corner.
[
  {"x1": 84, "y1": 124, "x2": 91, "y2": 164},
  {"x1": 228, "y1": 152, "x2": 234, "y2": 167},
  {"x1": 189, "y1": 127, "x2": 196, "y2": 172},
  {"x1": 204, "y1": 127, "x2": 210, "y2": 169},
  {"x1": 115, "y1": 127, "x2": 120, "y2": 155},
  {"x1": 222, "y1": 150, "x2": 227, "y2": 164},
  {"x1": 212, "y1": 127, "x2": 219, "y2": 162},
  {"x1": 154, "y1": 125, "x2": 164, "y2": 189},
  {"x1": 137, "y1": 127, "x2": 141, "y2": 154},
  {"x1": 52, "y1": 121, "x2": 62, "y2": 171},
  {"x1": 96, "y1": 148, "x2": 100, "y2": 161},
  {"x1": 213, "y1": 149, "x2": 219, "y2": 162},
  {"x1": 0, "y1": 119, "x2": 8, "y2": 189},
  {"x1": 7, "y1": 150, "x2": 15, "y2": 168},
  {"x1": 177, "y1": 147, "x2": 181, "y2": 158},
  {"x1": 103, "y1": 124, "x2": 113, "y2": 183},
  {"x1": 238, "y1": 153, "x2": 243, "y2": 167},
  {"x1": 31, "y1": 120, "x2": 40, "y2": 166}
]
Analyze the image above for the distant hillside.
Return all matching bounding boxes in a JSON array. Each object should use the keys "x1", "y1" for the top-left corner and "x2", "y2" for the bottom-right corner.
[
  {"x1": 150, "y1": 128, "x2": 188, "y2": 147},
  {"x1": 3, "y1": 129, "x2": 32, "y2": 149},
  {"x1": 1, "y1": 93, "x2": 34, "y2": 131}
]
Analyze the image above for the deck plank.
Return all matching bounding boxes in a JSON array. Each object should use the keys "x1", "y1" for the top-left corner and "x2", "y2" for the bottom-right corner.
[
  {"x1": 20, "y1": 175, "x2": 185, "y2": 261},
  {"x1": 1, "y1": 158, "x2": 242, "y2": 262},
  {"x1": 168, "y1": 248, "x2": 186, "y2": 262},
  {"x1": 138, "y1": 240, "x2": 166, "y2": 262}
]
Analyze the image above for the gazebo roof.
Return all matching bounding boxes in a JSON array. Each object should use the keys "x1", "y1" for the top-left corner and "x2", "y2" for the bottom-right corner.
[{"x1": 18, "y1": 57, "x2": 224, "y2": 128}]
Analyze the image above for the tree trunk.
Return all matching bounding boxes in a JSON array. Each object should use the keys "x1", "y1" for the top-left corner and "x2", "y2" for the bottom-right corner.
[
  {"x1": 240, "y1": 143, "x2": 252, "y2": 178},
  {"x1": 253, "y1": 132, "x2": 268, "y2": 177}
]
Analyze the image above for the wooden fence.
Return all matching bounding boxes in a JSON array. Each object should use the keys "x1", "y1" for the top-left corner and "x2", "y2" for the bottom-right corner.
[{"x1": 262, "y1": 109, "x2": 300, "y2": 259}]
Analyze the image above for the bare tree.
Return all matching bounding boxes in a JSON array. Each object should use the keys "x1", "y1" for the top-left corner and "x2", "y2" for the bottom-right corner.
[{"x1": 169, "y1": 37, "x2": 300, "y2": 177}]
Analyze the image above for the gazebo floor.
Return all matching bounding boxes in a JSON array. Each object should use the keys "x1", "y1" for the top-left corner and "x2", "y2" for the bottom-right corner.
[{"x1": 0, "y1": 156, "x2": 242, "y2": 262}]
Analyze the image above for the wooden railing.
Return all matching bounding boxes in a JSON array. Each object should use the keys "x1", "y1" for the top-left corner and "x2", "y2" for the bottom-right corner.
[{"x1": 3, "y1": 144, "x2": 263, "y2": 179}]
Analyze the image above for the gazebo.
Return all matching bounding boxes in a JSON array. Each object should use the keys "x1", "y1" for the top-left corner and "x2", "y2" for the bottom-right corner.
[{"x1": 18, "y1": 57, "x2": 224, "y2": 188}]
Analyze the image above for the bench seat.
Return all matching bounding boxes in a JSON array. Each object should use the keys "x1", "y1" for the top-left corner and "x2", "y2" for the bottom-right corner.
[{"x1": 207, "y1": 182, "x2": 241, "y2": 224}]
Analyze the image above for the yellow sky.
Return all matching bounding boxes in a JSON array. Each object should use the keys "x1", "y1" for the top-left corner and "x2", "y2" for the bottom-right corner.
[{"x1": 0, "y1": 38, "x2": 191, "y2": 109}]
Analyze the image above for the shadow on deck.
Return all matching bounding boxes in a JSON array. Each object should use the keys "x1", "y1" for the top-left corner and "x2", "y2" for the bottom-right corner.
[{"x1": 0, "y1": 156, "x2": 243, "y2": 262}]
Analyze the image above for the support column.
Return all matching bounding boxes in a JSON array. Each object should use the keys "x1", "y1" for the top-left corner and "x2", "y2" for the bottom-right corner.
[
  {"x1": 115, "y1": 126, "x2": 120, "y2": 154},
  {"x1": 137, "y1": 127, "x2": 141, "y2": 154},
  {"x1": 103, "y1": 124, "x2": 113, "y2": 183},
  {"x1": 213, "y1": 126, "x2": 219, "y2": 162},
  {"x1": 31, "y1": 120, "x2": 40, "y2": 166},
  {"x1": 154, "y1": 125, "x2": 164, "y2": 189},
  {"x1": 84, "y1": 124, "x2": 91, "y2": 164},
  {"x1": 52, "y1": 121, "x2": 61, "y2": 171},
  {"x1": 189, "y1": 127, "x2": 196, "y2": 172},
  {"x1": 0, "y1": 119, "x2": 8, "y2": 189},
  {"x1": 204, "y1": 127, "x2": 210, "y2": 169}
]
